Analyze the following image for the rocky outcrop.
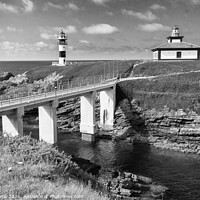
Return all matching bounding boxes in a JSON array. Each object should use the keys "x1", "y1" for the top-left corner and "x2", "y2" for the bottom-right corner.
[
  {"x1": 57, "y1": 98, "x2": 81, "y2": 132},
  {"x1": 143, "y1": 107, "x2": 200, "y2": 154},
  {"x1": 57, "y1": 97, "x2": 100, "y2": 132},
  {"x1": 114, "y1": 98, "x2": 200, "y2": 155},
  {"x1": 71, "y1": 155, "x2": 101, "y2": 176},
  {"x1": 0, "y1": 72, "x2": 14, "y2": 82},
  {"x1": 100, "y1": 170, "x2": 168, "y2": 199}
]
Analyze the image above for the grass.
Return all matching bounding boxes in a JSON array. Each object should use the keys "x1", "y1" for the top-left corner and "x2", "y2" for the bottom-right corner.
[
  {"x1": 26, "y1": 60, "x2": 135, "y2": 82},
  {"x1": 117, "y1": 70, "x2": 200, "y2": 112},
  {"x1": 0, "y1": 60, "x2": 135, "y2": 96},
  {"x1": 0, "y1": 134, "x2": 109, "y2": 200},
  {"x1": 133, "y1": 60, "x2": 200, "y2": 76}
]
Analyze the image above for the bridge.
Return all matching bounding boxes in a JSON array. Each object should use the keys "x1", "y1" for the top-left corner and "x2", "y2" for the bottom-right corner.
[{"x1": 0, "y1": 73, "x2": 121, "y2": 143}]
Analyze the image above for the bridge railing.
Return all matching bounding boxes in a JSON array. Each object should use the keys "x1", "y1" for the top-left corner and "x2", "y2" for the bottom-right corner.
[
  {"x1": 0, "y1": 72, "x2": 123, "y2": 106},
  {"x1": 0, "y1": 70, "x2": 134, "y2": 107}
]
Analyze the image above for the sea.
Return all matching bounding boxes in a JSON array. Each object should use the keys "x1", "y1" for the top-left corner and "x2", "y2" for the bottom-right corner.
[
  {"x1": 0, "y1": 61, "x2": 52, "y2": 75},
  {"x1": 1, "y1": 60, "x2": 200, "y2": 199}
]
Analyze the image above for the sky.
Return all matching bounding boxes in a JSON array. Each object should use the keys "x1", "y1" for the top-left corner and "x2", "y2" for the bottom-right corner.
[{"x1": 0, "y1": 0, "x2": 200, "y2": 61}]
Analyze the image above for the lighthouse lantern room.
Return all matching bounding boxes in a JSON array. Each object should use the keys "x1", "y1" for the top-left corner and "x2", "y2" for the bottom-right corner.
[{"x1": 52, "y1": 30, "x2": 68, "y2": 66}]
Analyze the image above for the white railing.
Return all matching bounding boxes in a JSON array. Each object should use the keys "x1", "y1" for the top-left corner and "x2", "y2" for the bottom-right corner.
[{"x1": 0, "y1": 73, "x2": 123, "y2": 108}]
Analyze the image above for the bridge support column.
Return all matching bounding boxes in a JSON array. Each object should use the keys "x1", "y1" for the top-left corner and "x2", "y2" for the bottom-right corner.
[
  {"x1": 100, "y1": 87, "x2": 115, "y2": 130},
  {"x1": 80, "y1": 91, "x2": 97, "y2": 142},
  {"x1": 2, "y1": 107, "x2": 24, "y2": 136},
  {"x1": 39, "y1": 99, "x2": 58, "y2": 144}
]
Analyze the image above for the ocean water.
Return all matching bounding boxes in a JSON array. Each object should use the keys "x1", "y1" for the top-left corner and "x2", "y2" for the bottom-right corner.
[{"x1": 0, "y1": 61, "x2": 52, "y2": 75}]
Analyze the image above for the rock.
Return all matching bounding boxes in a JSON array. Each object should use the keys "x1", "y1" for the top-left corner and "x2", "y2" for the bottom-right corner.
[
  {"x1": 70, "y1": 156, "x2": 101, "y2": 176},
  {"x1": 0, "y1": 72, "x2": 14, "y2": 82},
  {"x1": 120, "y1": 188, "x2": 141, "y2": 197},
  {"x1": 121, "y1": 180, "x2": 136, "y2": 189},
  {"x1": 137, "y1": 175, "x2": 153, "y2": 184},
  {"x1": 124, "y1": 172, "x2": 132, "y2": 178},
  {"x1": 106, "y1": 170, "x2": 167, "y2": 199},
  {"x1": 115, "y1": 126, "x2": 135, "y2": 139},
  {"x1": 8, "y1": 167, "x2": 12, "y2": 172},
  {"x1": 96, "y1": 131, "x2": 113, "y2": 140},
  {"x1": 150, "y1": 184, "x2": 168, "y2": 196},
  {"x1": 111, "y1": 170, "x2": 119, "y2": 178}
]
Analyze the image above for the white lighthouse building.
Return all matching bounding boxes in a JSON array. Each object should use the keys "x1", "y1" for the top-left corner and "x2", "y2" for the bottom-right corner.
[
  {"x1": 152, "y1": 26, "x2": 200, "y2": 60},
  {"x1": 52, "y1": 30, "x2": 68, "y2": 66}
]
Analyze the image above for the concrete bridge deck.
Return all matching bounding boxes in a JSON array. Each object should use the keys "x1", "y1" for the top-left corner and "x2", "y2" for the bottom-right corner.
[
  {"x1": 0, "y1": 73, "x2": 118, "y2": 143},
  {"x1": 0, "y1": 78, "x2": 116, "y2": 113}
]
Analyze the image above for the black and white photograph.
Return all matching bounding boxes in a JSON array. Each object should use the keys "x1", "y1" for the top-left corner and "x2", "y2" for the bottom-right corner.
[{"x1": 0, "y1": 0, "x2": 200, "y2": 199}]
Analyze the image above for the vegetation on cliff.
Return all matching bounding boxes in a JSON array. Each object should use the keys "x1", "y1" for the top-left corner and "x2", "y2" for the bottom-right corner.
[
  {"x1": 0, "y1": 134, "x2": 108, "y2": 200},
  {"x1": 0, "y1": 60, "x2": 135, "y2": 98},
  {"x1": 118, "y1": 61, "x2": 200, "y2": 112},
  {"x1": 26, "y1": 60, "x2": 135, "y2": 82},
  {"x1": 132, "y1": 60, "x2": 200, "y2": 77},
  {"x1": 115, "y1": 61, "x2": 200, "y2": 155}
]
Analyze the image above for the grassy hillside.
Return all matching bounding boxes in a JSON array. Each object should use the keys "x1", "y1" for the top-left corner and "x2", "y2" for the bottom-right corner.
[
  {"x1": 0, "y1": 135, "x2": 108, "y2": 200},
  {"x1": 133, "y1": 60, "x2": 200, "y2": 76},
  {"x1": 117, "y1": 61, "x2": 200, "y2": 112},
  {"x1": 27, "y1": 60, "x2": 136, "y2": 82}
]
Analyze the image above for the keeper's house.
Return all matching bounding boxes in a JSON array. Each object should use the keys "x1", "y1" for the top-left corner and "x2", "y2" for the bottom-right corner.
[{"x1": 152, "y1": 26, "x2": 200, "y2": 60}]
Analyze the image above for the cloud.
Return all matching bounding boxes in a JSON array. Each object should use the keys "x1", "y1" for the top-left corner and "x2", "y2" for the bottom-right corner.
[
  {"x1": 90, "y1": 0, "x2": 110, "y2": 5},
  {"x1": 40, "y1": 33, "x2": 56, "y2": 40},
  {"x1": 0, "y1": 28, "x2": 4, "y2": 33},
  {"x1": 6, "y1": 26, "x2": 17, "y2": 32},
  {"x1": 73, "y1": 42, "x2": 139, "y2": 55},
  {"x1": 68, "y1": 3, "x2": 79, "y2": 11},
  {"x1": 79, "y1": 40, "x2": 90, "y2": 44},
  {"x1": 40, "y1": 26, "x2": 77, "y2": 40},
  {"x1": 46, "y1": 2, "x2": 63, "y2": 9},
  {"x1": 21, "y1": 0, "x2": 34, "y2": 12},
  {"x1": 0, "y1": 41, "x2": 25, "y2": 52},
  {"x1": 172, "y1": 0, "x2": 200, "y2": 6},
  {"x1": 190, "y1": 0, "x2": 200, "y2": 5},
  {"x1": 150, "y1": 4, "x2": 166, "y2": 10},
  {"x1": 122, "y1": 9, "x2": 158, "y2": 21},
  {"x1": 138, "y1": 23, "x2": 171, "y2": 32},
  {"x1": 34, "y1": 41, "x2": 49, "y2": 50},
  {"x1": 0, "y1": 0, "x2": 34, "y2": 14},
  {"x1": 83, "y1": 24, "x2": 118, "y2": 34},
  {"x1": 53, "y1": 26, "x2": 77, "y2": 34},
  {"x1": 44, "y1": 2, "x2": 79, "y2": 11},
  {"x1": 106, "y1": 11, "x2": 114, "y2": 16},
  {"x1": 65, "y1": 26, "x2": 77, "y2": 33},
  {"x1": 0, "y1": 2, "x2": 18, "y2": 13}
]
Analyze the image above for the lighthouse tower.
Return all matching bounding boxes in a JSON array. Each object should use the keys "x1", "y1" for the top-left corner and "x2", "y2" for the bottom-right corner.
[
  {"x1": 52, "y1": 30, "x2": 68, "y2": 66},
  {"x1": 167, "y1": 25, "x2": 184, "y2": 43}
]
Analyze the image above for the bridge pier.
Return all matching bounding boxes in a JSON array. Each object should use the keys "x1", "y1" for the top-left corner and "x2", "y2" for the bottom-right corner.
[
  {"x1": 38, "y1": 99, "x2": 58, "y2": 144},
  {"x1": 99, "y1": 87, "x2": 115, "y2": 130},
  {"x1": 2, "y1": 107, "x2": 24, "y2": 137},
  {"x1": 80, "y1": 91, "x2": 97, "y2": 142}
]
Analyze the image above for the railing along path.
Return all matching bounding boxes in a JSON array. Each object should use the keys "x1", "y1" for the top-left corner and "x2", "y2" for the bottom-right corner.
[{"x1": 0, "y1": 73, "x2": 128, "y2": 109}]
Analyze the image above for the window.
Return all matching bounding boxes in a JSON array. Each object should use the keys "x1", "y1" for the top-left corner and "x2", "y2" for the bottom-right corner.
[
  {"x1": 59, "y1": 51, "x2": 66, "y2": 57},
  {"x1": 58, "y1": 39, "x2": 66, "y2": 45},
  {"x1": 177, "y1": 52, "x2": 182, "y2": 58}
]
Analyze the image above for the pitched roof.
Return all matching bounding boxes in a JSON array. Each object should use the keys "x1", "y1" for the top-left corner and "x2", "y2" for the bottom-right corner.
[{"x1": 152, "y1": 42, "x2": 200, "y2": 51}]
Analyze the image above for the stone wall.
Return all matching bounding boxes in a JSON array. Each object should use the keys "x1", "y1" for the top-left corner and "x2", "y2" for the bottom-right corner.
[
  {"x1": 144, "y1": 107, "x2": 200, "y2": 154},
  {"x1": 114, "y1": 97, "x2": 200, "y2": 155}
]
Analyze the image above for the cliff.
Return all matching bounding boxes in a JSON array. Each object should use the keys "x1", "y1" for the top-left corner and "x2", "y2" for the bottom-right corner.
[{"x1": 113, "y1": 61, "x2": 200, "y2": 155}]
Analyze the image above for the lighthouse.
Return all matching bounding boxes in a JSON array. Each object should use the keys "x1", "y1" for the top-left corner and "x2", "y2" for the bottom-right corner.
[
  {"x1": 167, "y1": 25, "x2": 184, "y2": 43},
  {"x1": 152, "y1": 25, "x2": 200, "y2": 60},
  {"x1": 52, "y1": 30, "x2": 68, "y2": 66}
]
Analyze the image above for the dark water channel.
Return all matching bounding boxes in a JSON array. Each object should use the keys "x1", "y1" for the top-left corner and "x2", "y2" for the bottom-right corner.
[
  {"x1": 22, "y1": 117, "x2": 200, "y2": 200},
  {"x1": 56, "y1": 133, "x2": 200, "y2": 200}
]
